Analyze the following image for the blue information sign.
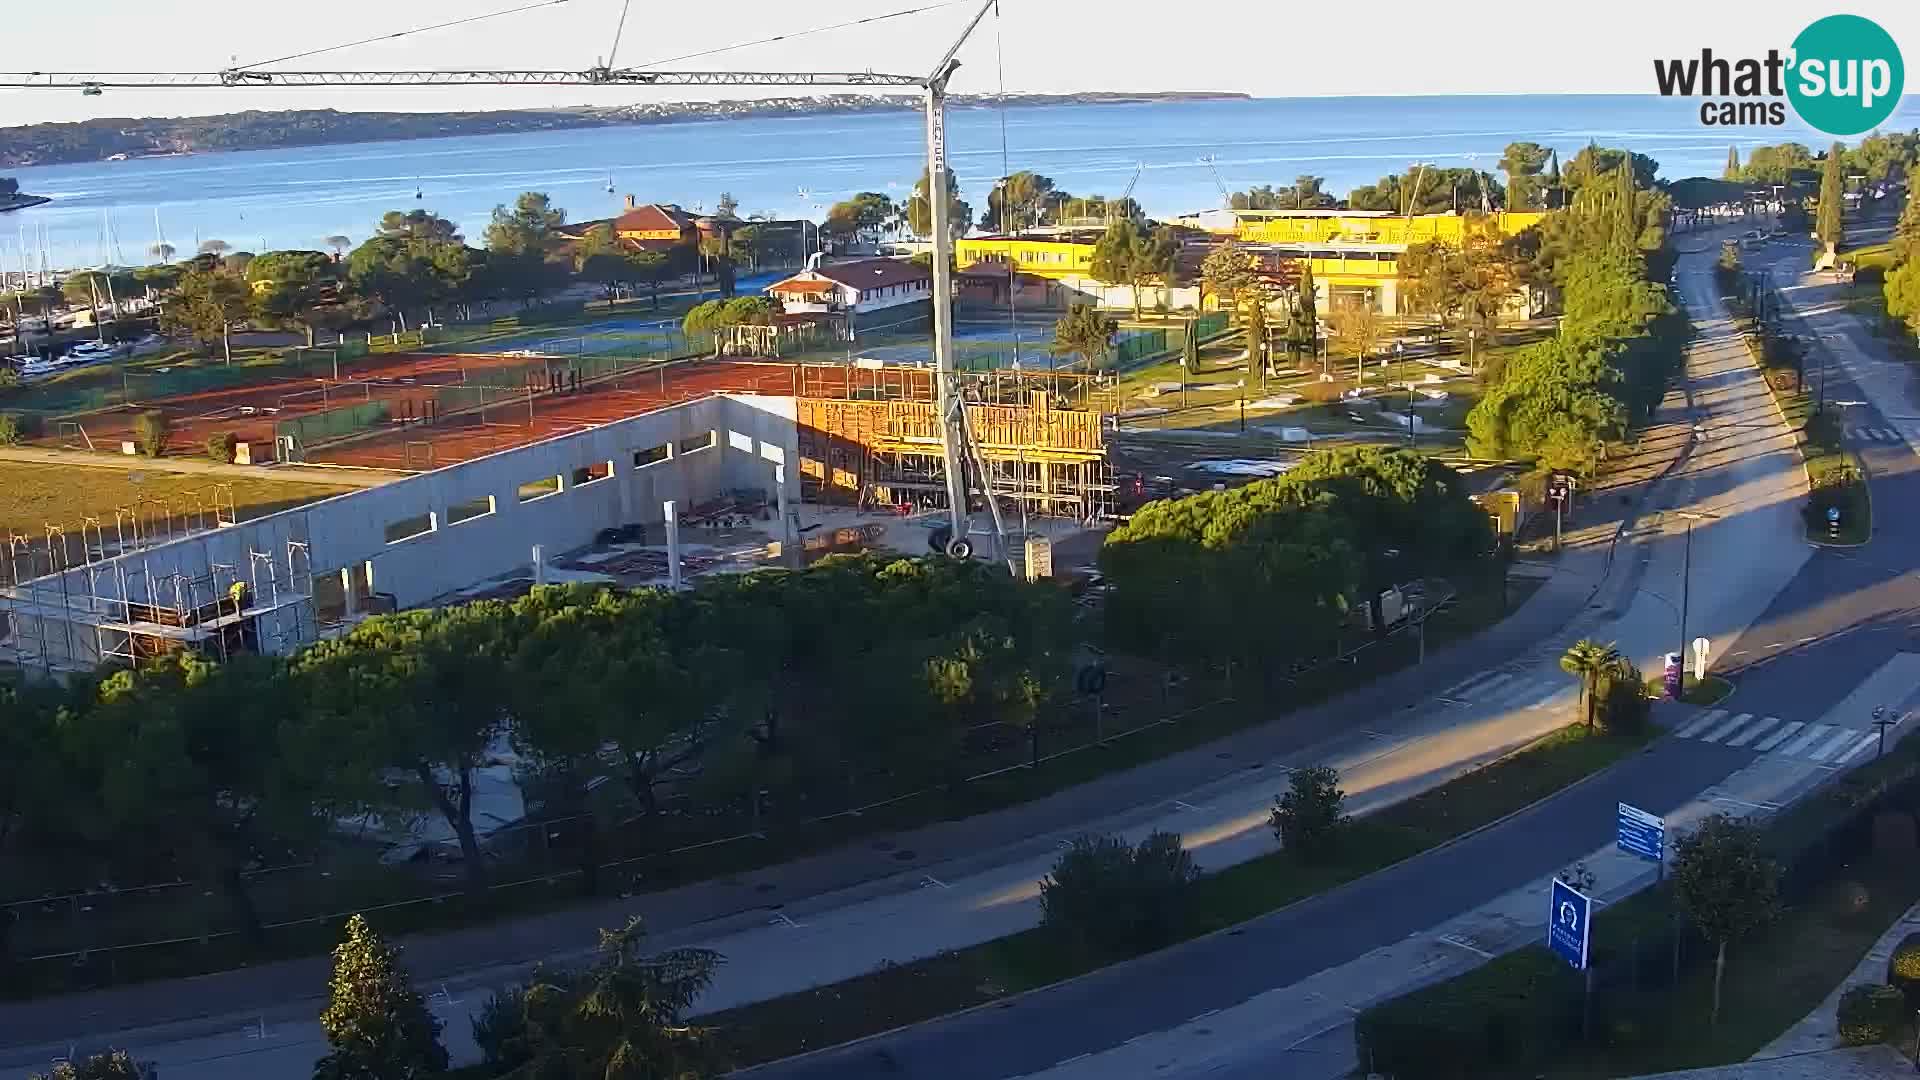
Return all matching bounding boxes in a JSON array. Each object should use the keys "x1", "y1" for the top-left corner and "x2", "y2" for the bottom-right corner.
[
  {"x1": 1548, "y1": 877, "x2": 1592, "y2": 971},
  {"x1": 1616, "y1": 802, "x2": 1665, "y2": 863}
]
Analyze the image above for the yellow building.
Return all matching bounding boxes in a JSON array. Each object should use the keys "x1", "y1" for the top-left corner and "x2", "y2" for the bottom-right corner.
[{"x1": 962, "y1": 210, "x2": 1549, "y2": 316}]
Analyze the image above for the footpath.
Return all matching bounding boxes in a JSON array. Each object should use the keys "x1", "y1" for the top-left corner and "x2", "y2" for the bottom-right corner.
[{"x1": 0, "y1": 351, "x2": 1690, "y2": 1076}]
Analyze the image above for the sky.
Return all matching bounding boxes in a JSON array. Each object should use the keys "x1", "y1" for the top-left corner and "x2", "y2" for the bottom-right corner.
[{"x1": 2, "y1": 0, "x2": 1916, "y2": 125}]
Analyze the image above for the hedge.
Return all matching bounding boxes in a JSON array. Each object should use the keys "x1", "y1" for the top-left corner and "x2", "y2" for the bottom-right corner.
[{"x1": 1837, "y1": 982, "x2": 1903, "y2": 1045}]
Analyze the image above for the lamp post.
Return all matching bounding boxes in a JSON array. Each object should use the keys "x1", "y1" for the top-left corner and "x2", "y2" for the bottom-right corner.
[{"x1": 1670, "y1": 510, "x2": 1716, "y2": 694}]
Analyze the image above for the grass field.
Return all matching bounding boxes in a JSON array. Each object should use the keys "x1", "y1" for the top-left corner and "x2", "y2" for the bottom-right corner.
[{"x1": 0, "y1": 459, "x2": 357, "y2": 541}]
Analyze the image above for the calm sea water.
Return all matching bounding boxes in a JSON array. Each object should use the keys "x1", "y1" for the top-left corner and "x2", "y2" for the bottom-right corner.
[{"x1": 6, "y1": 93, "x2": 1919, "y2": 268}]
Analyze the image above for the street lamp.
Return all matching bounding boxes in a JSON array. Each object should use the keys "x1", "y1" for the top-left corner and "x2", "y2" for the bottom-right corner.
[{"x1": 1670, "y1": 509, "x2": 1718, "y2": 695}]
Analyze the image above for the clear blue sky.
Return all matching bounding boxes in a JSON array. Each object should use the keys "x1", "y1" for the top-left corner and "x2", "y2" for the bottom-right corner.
[{"x1": 0, "y1": 0, "x2": 1915, "y2": 125}]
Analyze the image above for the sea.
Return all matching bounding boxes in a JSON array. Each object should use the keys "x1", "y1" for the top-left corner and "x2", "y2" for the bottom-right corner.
[{"x1": 5, "y1": 93, "x2": 1919, "y2": 269}]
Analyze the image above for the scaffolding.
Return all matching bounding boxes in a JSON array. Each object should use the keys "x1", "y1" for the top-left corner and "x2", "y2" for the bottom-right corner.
[
  {"x1": 795, "y1": 368, "x2": 1115, "y2": 523},
  {"x1": 0, "y1": 508, "x2": 316, "y2": 678}
]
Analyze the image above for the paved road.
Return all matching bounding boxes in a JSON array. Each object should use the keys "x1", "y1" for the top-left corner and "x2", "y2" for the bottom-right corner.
[{"x1": 743, "y1": 224, "x2": 1888, "y2": 1080}]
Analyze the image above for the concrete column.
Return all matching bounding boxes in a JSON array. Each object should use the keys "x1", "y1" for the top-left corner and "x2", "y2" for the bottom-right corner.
[
  {"x1": 664, "y1": 500, "x2": 681, "y2": 590},
  {"x1": 340, "y1": 567, "x2": 357, "y2": 617},
  {"x1": 532, "y1": 544, "x2": 545, "y2": 587},
  {"x1": 775, "y1": 464, "x2": 797, "y2": 569}
]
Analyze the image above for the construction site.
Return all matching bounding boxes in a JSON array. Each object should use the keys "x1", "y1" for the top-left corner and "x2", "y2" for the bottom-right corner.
[{"x1": 0, "y1": 354, "x2": 1116, "y2": 676}]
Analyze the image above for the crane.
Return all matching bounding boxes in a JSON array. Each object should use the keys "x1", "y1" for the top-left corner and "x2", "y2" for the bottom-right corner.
[
  {"x1": 1111, "y1": 161, "x2": 1144, "y2": 224},
  {"x1": 3, "y1": 0, "x2": 1014, "y2": 573},
  {"x1": 1198, "y1": 154, "x2": 1231, "y2": 209}
]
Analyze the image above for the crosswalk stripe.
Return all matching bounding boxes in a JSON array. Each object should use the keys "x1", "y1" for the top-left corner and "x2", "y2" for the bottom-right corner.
[
  {"x1": 1832, "y1": 732, "x2": 1882, "y2": 766},
  {"x1": 1701, "y1": 713, "x2": 1754, "y2": 743},
  {"x1": 1725, "y1": 716, "x2": 1780, "y2": 747},
  {"x1": 1754, "y1": 720, "x2": 1804, "y2": 752},
  {"x1": 1487, "y1": 677, "x2": 1553, "y2": 709},
  {"x1": 1781, "y1": 723, "x2": 1832, "y2": 757},
  {"x1": 1523, "y1": 685, "x2": 1577, "y2": 711},
  {"x1": 1675, "y1": 709, "x2": 1727, "y2": 738},
  {"x1": 1448, "y1": 671, "x2": 1513, "y2": 700},
  {"x1": 1808, "y1": 727, "x2": 1862, "y2": 763}
]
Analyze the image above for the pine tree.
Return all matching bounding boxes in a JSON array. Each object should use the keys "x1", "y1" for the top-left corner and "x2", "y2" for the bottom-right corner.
[
  {"x1": 1544, "y1": 149, "x2": 1561, "y2": 208},
  {"x1": 314, "y1": 915, "x2": 448, "y2": 1080},
  {"x1": 29, "y1": 1051, "x2": 148, "y2": 1080},
  {"x1": 1724, "y1": 145, "x2": 1741, "y2": 180},
  {"x1": 1816, "y1": 143, "x2": 1846, "y2": 253},
  {"x1": 1892, "y1": 186, "x2": 1920, "y2": 266}
]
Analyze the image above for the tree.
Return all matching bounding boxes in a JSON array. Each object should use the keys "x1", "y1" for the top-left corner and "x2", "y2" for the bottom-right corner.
[
  {"x1": 315, "y1": 914, "x2": 448, "y2": 1080},
  {"x1": 1050, "y1": 304, "x2": 1118, "y2": 370},
  {"x1": 294, "y1": 603, "x2": 521, "y2": 895},
  {"x1": 325, "y1": 235, "x2": 353, "y2": 261},
  {"x1": 1349, "y1": 167, "x2": 1502, "y2": 215},
  {"x1": 715, "y1": 191, "x2": 739, "y2": 218},
  {"x1": 161, "y1": 267, "x2": 250, "y2": 362},
  {"x1": 1200, "y1": 239, "x2": 1256, "y2": 315},
  {"x1": 1558, "y1": 639, "x2": 1620, "y2": 729},
  {"x1": 905, "y1": 166, "x2": 969, "y2": 243},
  {"x1": 627, "y1": 250, "x2": 669, "y2": 309},
  {"x1": 1672, "y1": 814, "x2": 1780, "y2": 1026},
  {"x1": 485, "y1": 192, "x2": 569, "y2": 304},
  {"x1": 27, "y1": 1050, "x2": 151, "y2": 1080},
  {"x1": 130, "y1": 410, "x2": 170, "y2": 457},
  {"x1": 1327, "y1": 299, "x2": 1384, "y2": 384},
  {"x1": 1039, "y1": 832, "x2": 1197, "y2": 956},
  {"x1": 824, "y1": 192, "x2": 896, "y2": 244},
  {"x1": 345, "y1": 211, "x2": 473, "y2": 330},
  {"x1": 148, "y1": 242, "x2": 176, "y2": 264},
  {"x1": 503, "y1": 916, "x2": 723, "y2": 1080},
  {"x1": 1560, "y1": 145, "x2": 1661, "y2": 194},
  {"x1": 1741, "y1": 142, "x2": 1816, "y2": 187},
  {"x1": 1499, "y1": 142, "x2": 1553, "y2": 209},
  {"x1": 1090, "y1": 219, "x2": 1178, "y2": 319},
  {"x1": 248, "y1": 250, "x2": 341, "y2": 346},
  {"x1": 1269, "y1": 765, "x2": 1347, "y2": 861},
  {"x1": 1885, "y1": 260, "x2": 1920, "y2": 338},
  {"x1": 1724, "y1": 145, "x2": 1741, "y2": 180},
  {"x1": 1816, "y1": 143, "x2": 1846, "y2": 253},
  {"x1": 980, "y1": 170, "x2": 1060, "y2": 232},
  {"x1": 198, "y1": 238, "x2": 232, "y2": 258},
  {"x1": 1892, "y1": 186, "x2": 1920, "y2": 266}
]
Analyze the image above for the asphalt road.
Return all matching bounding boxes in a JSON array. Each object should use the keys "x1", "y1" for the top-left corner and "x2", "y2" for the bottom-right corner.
[{"x1": 748, "y1": 218, "x2": 1920, "y2": 1080}]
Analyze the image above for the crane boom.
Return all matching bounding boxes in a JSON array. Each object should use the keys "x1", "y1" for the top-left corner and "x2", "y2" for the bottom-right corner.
[{"x1": 0, "y1": 69, "x2": 924, "y2": 90}]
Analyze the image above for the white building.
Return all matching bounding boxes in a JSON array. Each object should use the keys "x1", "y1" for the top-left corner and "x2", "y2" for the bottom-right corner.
[{"x1": 765, "y1": 258, "x2": 934, "y2": 331}]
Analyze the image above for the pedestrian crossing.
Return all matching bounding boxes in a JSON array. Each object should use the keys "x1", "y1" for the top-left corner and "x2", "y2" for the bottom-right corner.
[
  {"x1": 1436, "y1": 669, "x2": 1577, "y2": 713},
  {"x1": 1673, "y1": 709, "x2": 1885, "y2": 766},
  {"x1": 1846, "y1": 426, "x2": 1914, "y2": 445}
]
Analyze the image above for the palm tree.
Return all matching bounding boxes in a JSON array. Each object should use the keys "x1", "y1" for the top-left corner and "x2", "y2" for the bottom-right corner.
[{"x1": 1560, "y1": 639, "x2": 1621, "y2": 729}]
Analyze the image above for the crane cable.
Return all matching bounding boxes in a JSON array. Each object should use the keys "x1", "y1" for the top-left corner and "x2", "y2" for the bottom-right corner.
[
  {"x1": 636, "y1": 0, "x2": 972, "y2": 69},
  {"x1": 228, "y1": 0, "x2": 575, "y2": 72},
  {"x1": 605, "y1": 0, "x2": 635, "y2": 68}
]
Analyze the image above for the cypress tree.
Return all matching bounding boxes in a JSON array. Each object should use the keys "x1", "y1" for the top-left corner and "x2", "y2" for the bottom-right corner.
[
  {"x1": 1724, "y1": 145, "x2": 1741, "y2": 180},
  {"x1": 1816, "y1": 143, "x2": 1846, "y2": 252}
]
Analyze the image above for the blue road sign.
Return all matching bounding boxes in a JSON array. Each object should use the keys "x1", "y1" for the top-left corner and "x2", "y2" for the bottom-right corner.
[
  {"x1": 1616, "y1": 803, "x2": 1665, "y2": 863},
  {"x1": 1827, "y1": 506, "x2": 1841, "y2": 523},
  {"x1": 1548, "y1": 877, "x2": 1592, "y2": 971}
]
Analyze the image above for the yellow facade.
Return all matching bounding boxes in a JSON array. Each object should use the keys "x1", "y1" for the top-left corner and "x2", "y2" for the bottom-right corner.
[
  {"x1": 1231, "y1": 210, "x2": 1547, "y2": 246},
  {"x1": 618, "y1": 227, "x2": 689, "y2": 243},
  {"x1": 954, "y1": 237, "x2": 1096, "y2": 280}
]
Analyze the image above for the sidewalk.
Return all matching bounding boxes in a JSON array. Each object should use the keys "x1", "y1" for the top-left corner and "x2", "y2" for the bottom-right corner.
[{"x1": 0, "y1": 335, "x2": 1692, "y2": 1064}]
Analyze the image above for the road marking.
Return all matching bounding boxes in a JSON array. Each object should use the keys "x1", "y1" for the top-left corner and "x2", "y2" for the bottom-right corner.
[
  {"x1": 1055, "y1": 1053, "x2": 1092, "y2": 1067},
  {"x1": 1675, "y1": 709, "x2": 1726, "y2": 738},
  {"x1": 1799, "y1": 636, "x2": 1818, "y2": 644},
  {"x1": 1171, "y1": 800, "x2": 1198, "y2": 811},
  {"x1": 1832, "y1": 732, "x2": 1882, "y2": 766},
  {"x1": 1701, "y1": 712, "x2": 1753, "y2": 743},
  {"x1": 1445, "y1": 671, "x2": 1512, "y2": 699},
  {"x1": 1781, "y1": 723, "x2": 1832, "y2": 757},
  {"x1": 1754, "y1": 720, "x2": 1805, "y2": 752},
  {"x1": 919, "y1": 875, "x2": 949, "y2": 889},
  {"x1": 1808, "y1": 727, "x2": 1862, "y2": 763},
  {"x1": 1437, "y1": 934, "x2": 1495, "y2": 958},
  {"x1": 1725, "y1": 715, "x2": 1780, "y2": 747},
  {"x1": 769, "y1": 912, "x2": 801, "y2": 928}
]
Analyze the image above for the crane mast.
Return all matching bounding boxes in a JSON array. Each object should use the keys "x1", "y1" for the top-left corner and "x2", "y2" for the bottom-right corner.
[{"x1": 6, "y1": 0, "x2": 1014, "y2": 571}]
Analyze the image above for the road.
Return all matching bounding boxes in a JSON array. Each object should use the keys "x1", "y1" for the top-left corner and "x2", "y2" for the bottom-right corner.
[
  {"x1": 740, "y1": 224, "x2": 1905, "y2": 1079},
  {"x1": 0, "y1": 221, "x2": 1873, "y2": 1080}
]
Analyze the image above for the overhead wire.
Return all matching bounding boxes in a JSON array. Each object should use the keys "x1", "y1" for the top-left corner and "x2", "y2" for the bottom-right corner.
[
  {"x1": 229, "y1": 0, "x2": 575, "y2": 72},
  {"x1": 605, "y1": 0, "x2": 635, "y2": 68},
  {"x1": 634, "y1": 0, "x2": 972, "y2": 68}
]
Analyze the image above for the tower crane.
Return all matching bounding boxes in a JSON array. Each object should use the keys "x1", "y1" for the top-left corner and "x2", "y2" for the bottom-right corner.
[{"x1": 3, "y1": 0, "x2": 1015, "y2": 572}]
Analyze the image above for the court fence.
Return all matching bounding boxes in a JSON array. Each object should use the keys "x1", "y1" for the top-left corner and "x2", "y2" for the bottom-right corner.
[{"x1": 273, "y1": 400, "x2": 393, "y2": 448}]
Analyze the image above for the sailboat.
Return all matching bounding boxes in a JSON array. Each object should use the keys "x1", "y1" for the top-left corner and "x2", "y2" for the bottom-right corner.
[
  {"x1": 605, "y1": 173, "x2": 616, "y2": 195},
  {"x1": 414, "y1": 178, "x2": 424, "y2": 200}
]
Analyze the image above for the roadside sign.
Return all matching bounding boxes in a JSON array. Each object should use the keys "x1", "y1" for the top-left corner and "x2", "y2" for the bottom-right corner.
[
  {"x1": 1691, "y1": 637, "x2": 1711, "y2": 681},
  {"x1": 1664, "y1": 652, "x2": 1683, "y2": 699},
  {"x1": 1548, "y1": 878, "x2": 1593, "y2": 971},
  {"x1": 1616, "y1": 803, "x2": 1664, "y2": 863},
  {"x1": 1827, "y1": 506, "x2": 1841, "y2": 523}
]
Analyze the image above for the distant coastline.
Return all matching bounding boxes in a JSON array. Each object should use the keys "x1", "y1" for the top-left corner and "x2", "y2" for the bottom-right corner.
[
  {"x1": 0, "y1": 92, "x2": 1249, "y2": 168},
  {"x1": 0, "y1": 193, "x2": 51, "y2": 212}
]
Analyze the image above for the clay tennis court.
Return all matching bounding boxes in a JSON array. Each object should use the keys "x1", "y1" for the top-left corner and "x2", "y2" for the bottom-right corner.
[{"x1": 40, "y1": 348, "x2": 666, "y2": 464}]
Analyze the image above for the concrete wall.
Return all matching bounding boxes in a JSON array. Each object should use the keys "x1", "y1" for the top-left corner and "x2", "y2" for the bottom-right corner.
[{"x1": 5, "y1": 394, "x2": 802, "y2": 665}]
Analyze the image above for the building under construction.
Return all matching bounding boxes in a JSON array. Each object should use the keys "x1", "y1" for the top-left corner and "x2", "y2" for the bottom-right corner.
[{"x1": 792, "y1": 364, "x2": 1113, "y2": 522}]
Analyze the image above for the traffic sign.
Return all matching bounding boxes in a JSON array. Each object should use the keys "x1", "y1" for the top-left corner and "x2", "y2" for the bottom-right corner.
[
  {"x1": 1616, "y1": 803, "x2": 1664, "y2": 863},
  {"x1": 1548, "y1": 877, "x2": 1592, "y2": 971},
  {"x1": 1827, "y1": 506, "x2": 1841, "y2": 524}
]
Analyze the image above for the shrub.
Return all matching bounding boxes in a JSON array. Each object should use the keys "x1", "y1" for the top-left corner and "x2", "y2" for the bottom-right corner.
[
  {"x1": 1803, "y1": 410, "x2": 1842, "y2": 450},
  {"x1": 1765, "y1": 368, "x2": 1799, "y2": 392},
  {"x1": 131, "y1": 411, "x2": 170, "y2": 457},
  {"x1": 1803, "y1": 464, "x2": 1862, "y2": 532},
  {"x1": 1270, "y1": 765, "x2": 1348, "y2": 861},
  {"x1": 1887, "y1": 932, "x2": 1920, "y2": 1008},
  {"x1": 205, "y1": 431, "x2": 237, "y2": 463},
  {"x1": 1596, "y1": 660, "x2": 1651, "y2": 736},
  {"x1": 1836, "y1": 982, "x2": 1903, "y2": 1045},
  {"x1": 27, "y1": 1049, "x2": 151, "y2": 1079},
  {"x1": 1354, "y1": 946, "x2": 1579, "y2": 1079},
  {"x1": 1039, "y1": 831, "x2": 1198, "y2": 956},
  {"x1": 0, "y1": 413, "x2": 21, "y2": 446}
]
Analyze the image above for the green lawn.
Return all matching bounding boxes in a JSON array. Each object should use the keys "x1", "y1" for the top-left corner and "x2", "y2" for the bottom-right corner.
[
  {"x1": 709, "y1": 720, "x2": 1650, "y2": 1070},
  {"x1": 0, "y1": 459, "x2": 357, "y2": 541}
]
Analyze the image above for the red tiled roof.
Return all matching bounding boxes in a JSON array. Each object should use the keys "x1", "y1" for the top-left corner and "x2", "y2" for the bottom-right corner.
[{"x1": 615, "y1": 203, "x2": 697, "y2": 233}]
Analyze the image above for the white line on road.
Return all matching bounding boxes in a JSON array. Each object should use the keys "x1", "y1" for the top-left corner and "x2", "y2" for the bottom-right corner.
[
  {"x1": 1754, "y1": 720, "x2": 1805, "y2": 752},
  {"x1": 1781, "y1": 723, "x2": 1832, "y2": 757},
  {"x1": 1832, "y1": 732, "x2": 1882, "y2": 766},
  {"x1": 1437, "y1": 934, "x2": 1495, "y2": 958},
  {"x1": 1701, "y1": 712, "x2": 1753, "y2": 743},
  {"x1": 1675, "y1": 709, "x2": 1726, "y2": 738},
  {"x1": 1808, "y1": 727, "x2": 1862, "y2": 763},
  {"x1": 1725, "y1": 715, "x2": 1780, "y2": 747}
]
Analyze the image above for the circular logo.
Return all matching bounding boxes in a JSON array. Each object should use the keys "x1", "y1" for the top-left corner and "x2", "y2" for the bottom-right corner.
[{"x1": 1786, "y1": 15, "x2": 1905, "y2": 136}]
